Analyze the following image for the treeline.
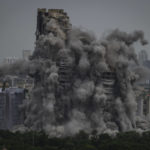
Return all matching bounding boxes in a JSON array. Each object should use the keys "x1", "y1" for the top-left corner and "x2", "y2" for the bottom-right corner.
[{"x1": 0, "y1": 130, "x2": 150, "y2": 150}]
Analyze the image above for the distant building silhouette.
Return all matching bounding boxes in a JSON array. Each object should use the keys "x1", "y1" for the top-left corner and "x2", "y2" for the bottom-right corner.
[
  {"x1": 3, "y1": 56, "x2": 18, "y2": 65},
  {"x1": 143, "y1": 60, "x2": 150, "y2": 69},
  {"x1": 138, "y1": 50, "x2": 148, "y2": 65},
  {"x1": 22, "y1": 50, "x2": 32, "y2": 61}
]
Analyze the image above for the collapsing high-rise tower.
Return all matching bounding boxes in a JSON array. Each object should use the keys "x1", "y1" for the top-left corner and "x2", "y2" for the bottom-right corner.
[
  {"x1": 30, "y1": 9, "x2": 74, "y2": 125},
  {"x1": 36, "y1": 9, "x2": 73, "y2": 92},
  {"x1": 26, "y1": 8, "x2": 150, "y2": 136},
  {"x1": 35, "y1": 9, "x2": 116, "y2": 98},
  {"x1": 35, "y1": 9, "x2": 116, "y2": 121}
]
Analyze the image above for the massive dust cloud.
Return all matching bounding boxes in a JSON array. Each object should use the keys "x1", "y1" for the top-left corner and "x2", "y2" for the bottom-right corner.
[
  {"x1": 24, "y1": 20, "x2": 150, "y2": 136},
  {"x1": 1, "y1": 10, "x2": 150, "y2": 137}
]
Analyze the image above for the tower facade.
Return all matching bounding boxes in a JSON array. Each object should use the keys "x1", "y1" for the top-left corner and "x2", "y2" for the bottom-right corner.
[{"x1": 36, "y1": 9, "x2": 71, "y2": 40}]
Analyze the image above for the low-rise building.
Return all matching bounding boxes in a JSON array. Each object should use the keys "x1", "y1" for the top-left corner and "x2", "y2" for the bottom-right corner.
[{"x1": 3, "y1": 56, "x2": 19, "y2": 65}]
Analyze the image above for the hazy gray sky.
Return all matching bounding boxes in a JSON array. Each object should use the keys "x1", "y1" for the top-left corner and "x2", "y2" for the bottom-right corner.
[{"x1": 0, "y1": 0, "x2": 150, "y2": 61}]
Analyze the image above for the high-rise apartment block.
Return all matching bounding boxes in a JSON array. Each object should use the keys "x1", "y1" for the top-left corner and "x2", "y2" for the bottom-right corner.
[{"x1": 0, "y1": 88, "x2": 25, "y2": 130}]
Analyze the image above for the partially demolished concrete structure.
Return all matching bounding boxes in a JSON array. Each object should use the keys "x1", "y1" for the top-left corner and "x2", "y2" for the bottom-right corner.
[
  {"x1": 101, "y1": 72, "x2": 116, "y2": 97},
  {"x1": 36, "y1": 9, "x2": 71, "y2": 41}
]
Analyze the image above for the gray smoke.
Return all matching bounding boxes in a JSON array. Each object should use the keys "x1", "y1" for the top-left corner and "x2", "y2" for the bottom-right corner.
[
  {"x1": 0, "y1": 60, "x2": 29, "y2": 77},
  {"x1": 0, "y1": 22, "x2": 149, "y2": 136},
  {"x1": 22, "y1": 25, "x2": 150, "y2": 137}
]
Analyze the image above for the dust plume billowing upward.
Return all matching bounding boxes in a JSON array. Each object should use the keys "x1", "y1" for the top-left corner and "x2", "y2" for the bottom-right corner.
[{"x1": 23, "y1": 8, "x2": 150, "y2": 136}]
